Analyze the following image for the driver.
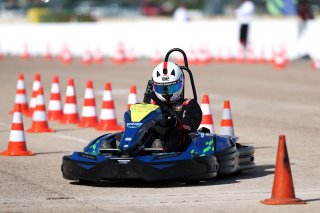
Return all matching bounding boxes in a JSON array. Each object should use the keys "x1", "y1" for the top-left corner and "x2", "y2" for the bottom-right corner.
[{"x1": 143, "y1": 61, "x2": 202, "y2": 152}]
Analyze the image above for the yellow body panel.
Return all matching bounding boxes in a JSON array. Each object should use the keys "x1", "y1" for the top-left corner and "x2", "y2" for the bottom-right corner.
[{"x1": 130, "y1": 104, "x2": 159, "y2": 122}]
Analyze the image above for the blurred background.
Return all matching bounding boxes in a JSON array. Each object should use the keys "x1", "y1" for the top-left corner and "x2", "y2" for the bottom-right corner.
[
  {"x1": 0, "y1": 0, "x2": 319, "y2": 63},
  {"x1": 0, "y1": 0, "x2": 320, "y2": 21}
]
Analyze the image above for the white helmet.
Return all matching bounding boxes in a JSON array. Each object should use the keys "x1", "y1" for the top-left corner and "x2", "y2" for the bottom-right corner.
[{"x1": 152, "y1": 62, "x2": 184, "y2": 103}]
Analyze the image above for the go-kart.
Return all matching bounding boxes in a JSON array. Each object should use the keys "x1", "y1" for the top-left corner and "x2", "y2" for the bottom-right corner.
[{"x1": 61, "y1": 48, "x2": 255, "y2": 183}]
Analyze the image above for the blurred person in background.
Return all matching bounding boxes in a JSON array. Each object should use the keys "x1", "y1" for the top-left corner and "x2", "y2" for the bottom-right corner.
[
  {"x1": 173, "y1": 2, "x2": 190, "y2": 22},
  {"x1": 297, "y1": 0, "x2": 314, "y2": 38},
  {"x1": 141, "y1": 0, "x2": 164, "y2": 16},
  {"x1": 235, "y1": 0, "x2": 255, "y2": 52}
]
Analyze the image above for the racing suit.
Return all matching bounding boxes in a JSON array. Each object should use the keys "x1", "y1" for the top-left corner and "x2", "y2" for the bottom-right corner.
[{"x1": 143, "y1": 88, "x2": 202, "y2": 152}]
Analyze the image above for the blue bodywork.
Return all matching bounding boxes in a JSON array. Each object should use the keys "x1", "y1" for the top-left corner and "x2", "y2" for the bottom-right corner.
[{"x1": 62, "y1": 104, "x2": 241, "y2": 182}]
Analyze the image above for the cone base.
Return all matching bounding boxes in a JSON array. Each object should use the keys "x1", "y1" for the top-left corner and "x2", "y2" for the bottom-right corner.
[
  {"x1": 78, "y1": 117, "x2": 98, "y2": 128},
  {"x1": 48, "y1": 111, "x2": 63, "y2": 121},
  {"x1": 1, "y1": 150, "x2": 34, "y2": 156},
  {"x1": 261, "y1": 198, "x2": 305, "y2": 205},
  {"x1": 112, "y1": 59, "x2": 126, "y2": 64},
  {"x1": 78, "y1": 122, "x2": 98, "y2": 128},
  {"x1": 60, "y1": 115, "x2": 80, "y2": 124},
  {"x1": 26, "y1": 127, "x2": 55, "y2": 133}
]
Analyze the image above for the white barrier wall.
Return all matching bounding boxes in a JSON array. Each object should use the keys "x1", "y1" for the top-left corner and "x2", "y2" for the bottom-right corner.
[{"x1": 0, "y1": 18, "x2": 319, "y2": 59}]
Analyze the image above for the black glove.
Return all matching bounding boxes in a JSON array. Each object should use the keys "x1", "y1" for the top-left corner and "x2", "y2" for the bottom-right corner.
[
  {"x1": 143, "y1": 80, "x2": 154, "y2": 103},
  {"x1": 146, "y1": 80, "x2": 153, "y2": 94},
  {"x1": 161, "y1": 110, "x2": 178, "y2": 127}
]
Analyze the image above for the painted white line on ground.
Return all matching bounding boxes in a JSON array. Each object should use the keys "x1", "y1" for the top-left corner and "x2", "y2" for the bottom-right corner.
[{"x1": 52, "y1": 134, "x2": 89, "y2": 144}]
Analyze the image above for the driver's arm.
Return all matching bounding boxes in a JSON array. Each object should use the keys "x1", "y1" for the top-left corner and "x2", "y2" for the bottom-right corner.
[
  {"x1": 143, "y1": 80, "x2": 154, "y2": 104},
  {"x1": 179, "y1": 99, "x2": 202, "y2": 132}
]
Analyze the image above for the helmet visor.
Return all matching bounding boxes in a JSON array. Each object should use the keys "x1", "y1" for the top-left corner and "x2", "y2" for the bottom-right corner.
[{"x1": 153, "y1": 80, "x2": 182, "y2": 95}]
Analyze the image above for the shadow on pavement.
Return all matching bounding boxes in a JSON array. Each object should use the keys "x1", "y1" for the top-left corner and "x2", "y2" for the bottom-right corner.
[
  {"x1": 69, "y1": 164, "x2": 274, "y2": 188},
  {"x1": 35, "y1": 151, "x2": 73, "y2": 155}
]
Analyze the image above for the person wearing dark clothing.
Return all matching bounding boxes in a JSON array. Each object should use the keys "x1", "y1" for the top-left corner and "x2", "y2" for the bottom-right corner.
[
  {"x1": 297, "y1": 0, "x2": 314, "y2": 37},
  {"x1": 143, "y1": 62, "x2": 202, "y2": 152},
  {"x1": 235, "y1": 0, "x2": 255, "y2": 50}
]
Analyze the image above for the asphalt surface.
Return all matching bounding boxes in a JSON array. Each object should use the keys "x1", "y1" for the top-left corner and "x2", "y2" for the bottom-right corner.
[{"x1": 0, "y1": 57, "x2": 320, "y2": 212}]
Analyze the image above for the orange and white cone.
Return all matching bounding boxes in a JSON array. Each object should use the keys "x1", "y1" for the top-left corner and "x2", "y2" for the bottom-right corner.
[
  {"x1": 60, "y1": 78, "x2": 79, "y2": 124},
  {"x1": 112, "y1": 42, "x2": 127, "y2": 64},
  {"x1": 43, "y1": 44, "x2": 52, "y2": 60},
  {"x1": 96, "y1": 82, "x2": 123, "y2": 131},
  {"x1": 48, "y1": 76, "x2": 63, "y2": 121},
  {"x1": 93, "y1": 47, "x2": 104, "y2": 63},
  {"x1": 273, "y1": 45, "x2": 288, "y2": 70},
  {"x1": 127, "y1": 48, "x2": 136, "y2": 63},
  {"x1": 27, "y1": 86, "x2": 55, "y2": 133},
  {"x1": 27, "y1": 73, "x2": 41, "y2": 117},
  {"x1": 0, "y1": 44, "x2": 3, "y2": 60},
  {"x1": 246, "y1": 44, "x2": 256, "y2": 63},
  {"x1": 81, "y1": 49, "x2": 93, "y2": 65},
  {"x1": 198, "y1": 47, "x2": 211, "y2": 65},
  {"x1": 78, "y1": 80, "x2": 98, "y2": 127},
  {"x1": 1, "y1": 104, "x2": 34, "y2": 156},
  {"x1": 152, "y1": 49, "x2": 162, "y2": 65},
  {"x1": 198, "y1": 94, "x2": 214, "y2": 133},
  {"x1": 21, "y1": 43, "x2": 30, "y2": 60},
  {"x1": 311, "y1": 58, "x2": 320, "y2": 70},
  {"x1": 60, "y1": 45, "x2": 72, "y2": 64},
  {"x1": 127, "y1": 85, "x2": 138, "y2": 110},
  {"x1": 220, "y1": 100, "x2": 235, "y2": 136},
  {"x1": 10, "y1": 73, "x2": 29, "y2": 115}
]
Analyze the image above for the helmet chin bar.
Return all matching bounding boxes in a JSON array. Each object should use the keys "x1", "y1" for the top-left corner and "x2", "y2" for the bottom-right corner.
[{"x1": 163, "y1": 94, "x2": 173, "y2": 103}]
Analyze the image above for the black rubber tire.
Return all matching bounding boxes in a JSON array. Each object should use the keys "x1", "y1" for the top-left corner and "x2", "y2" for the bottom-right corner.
[{"x1": 184, "y1": 180, "x2": 200, "y2": 185}]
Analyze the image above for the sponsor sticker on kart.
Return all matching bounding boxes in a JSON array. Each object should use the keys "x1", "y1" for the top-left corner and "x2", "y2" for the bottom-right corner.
[
  {"x1": 126, "y1": 122, "x2": 143, "y2": 128},
  {"x1": 78, "y1": 153, "x2": 97, "y2": 161}
]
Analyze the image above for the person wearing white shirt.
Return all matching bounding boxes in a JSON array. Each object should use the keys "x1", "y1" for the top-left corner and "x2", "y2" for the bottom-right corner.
[
  {"x1": 235, "y1": 0, "x2": 255, "y2": 49},
  {"x1": 173, "y1": 4, "x2": 190, "y2": 23}
]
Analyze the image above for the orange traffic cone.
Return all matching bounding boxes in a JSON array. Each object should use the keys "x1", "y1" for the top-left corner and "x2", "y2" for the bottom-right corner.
[
  {"x1": 198, "y1": 94, "x2": 214, "y2": 133},
  {"x1": 10, "y1": 73, "x2": 29, "y2": 115},
  {"x1": 78, "y1": 80, "x2": 98, "y2": 128},
  {"x1": 48, "y1": 76, "x2": 63, "y2": 121},
  {"x1": 93, "y1": 47, "x2": 104, "y2": 63},
  {"x1": 1, "y1": 104, "x2": 34, "y2": 156},
  {"x1": 127, "y1": 48, "x2": 136, "y2": 63},
  {"x1": 246, "y1": 44, "x2": 256, "y2": 64},
  {"x1": 43, "y1": 44, "x2": 52, "y2": 60},
  {"x1": 220, "y1": 100, "x2": 235, "y2": 136},
  {"x1": 27, "y1": 73, "x2": 41, "y2": 117},
  {"x1": 236, "y1": 43, "x2": 245, "y2": 63},
  {"x1": 127, "y1": 85, "x2": 138, "y2": 110},
  {"x1": 261, "y1": 135, "x2": 305, "y2": 205},
  {"x1": 81, "y1": 49, "x2": 93, "y2": 65},
  {"x1": 21, "y1": 43, "x2": 30, "y2": 60},
  {"x1": 273, "y1": 45, "x2": 288, "y2": 70},
  {"x1": 188, "y1": 48, "x2": 198, "y2": 65},
  {"x1": 0, "y1": 44, "x2": 3, "y2": 60},
  {"x1": 112, "y1": 42, "x2": 127, "y2": 64},
  {"x1": 60, "y1": 78, "x2": 79, "y2": 124},
  {"x1": 26, "y1": 86, "x2": 55, "y2": 133},
  {"x1": 198, "y1": 47, "x2": 211, "y2": 65},
  {"x1": 152, "y1": 49, "x2": 162, "y2": 65},
  {"x1": 311, "y1": 58, "x2": 320, "y2": 70},
  {"x1": 96, "y1": 82, "x2": 124, "y2": 131},
  {"x1": 258, "y1": 46, "x2": 267, "y2": 63},
  {"x1": 60, "y1": 44, "x2": 72, "y2": 64}
]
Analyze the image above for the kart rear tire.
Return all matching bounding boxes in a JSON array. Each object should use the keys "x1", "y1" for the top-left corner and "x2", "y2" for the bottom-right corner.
[
  {"x1": 79, "y1": 179, "x2": 94, "y2": 184},
  {"x1": 184, "y1": 180, "x2": 200, "y2": 185}
]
